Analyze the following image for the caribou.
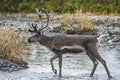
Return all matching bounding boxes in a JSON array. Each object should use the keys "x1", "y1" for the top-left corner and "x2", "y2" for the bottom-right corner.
[{"x1": 27, "y1": 8, "x2": 112, "y2": 78}]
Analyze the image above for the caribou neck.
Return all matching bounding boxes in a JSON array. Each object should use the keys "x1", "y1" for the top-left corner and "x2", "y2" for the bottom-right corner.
[{"x1": 39, "y1": 35, "x2": 53, "y2": 47}]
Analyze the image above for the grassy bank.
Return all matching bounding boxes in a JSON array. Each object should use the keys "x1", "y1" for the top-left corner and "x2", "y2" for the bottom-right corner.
[
  {"x1": 0, "y1": 0, "x2": 120, "y2": 15},
  {"x1": 59, "y1": 10, "x2": 95, "y2": 34},
  {"x1": 0, "y1": 27, "x2": 29, "y2": 65}
]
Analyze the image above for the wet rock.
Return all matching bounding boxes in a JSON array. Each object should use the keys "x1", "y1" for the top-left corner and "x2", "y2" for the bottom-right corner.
[
  {"x1": 50, "y1": 26, "x2": 63, "y2": 33},
  {"x1": 0, "y1": 58, "x2": 28, "y2": 72},
  {"x1": 53, "y1": 15, "x2": 63, "y2": 20},
  {"x1": 79, "y1": 29, "x2": 98, "y2": 35},
  {"x1": 98, "y1": 33, "x2": 120, "y2": 49},
  {"x1": 88, "y1": 16, "x2": 120, "y2": 27}
]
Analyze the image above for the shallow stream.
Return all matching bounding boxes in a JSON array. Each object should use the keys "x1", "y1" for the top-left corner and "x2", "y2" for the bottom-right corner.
[
  {"x1": 0, "y1": 16, "x2": 120, "y2": 80},
  {"x1": 0, "y1": 44, "x2": 120, "y2": 80}
]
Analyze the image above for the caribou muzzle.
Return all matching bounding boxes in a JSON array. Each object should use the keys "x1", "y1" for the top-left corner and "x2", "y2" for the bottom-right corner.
[{"x1": 27, "y1": 38, "x2": 31, "y2": 43}]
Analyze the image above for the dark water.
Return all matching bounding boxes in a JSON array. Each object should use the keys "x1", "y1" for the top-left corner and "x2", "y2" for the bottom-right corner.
[{"x1": 0, "y1": 44, "x2": 120, "y2": 80}]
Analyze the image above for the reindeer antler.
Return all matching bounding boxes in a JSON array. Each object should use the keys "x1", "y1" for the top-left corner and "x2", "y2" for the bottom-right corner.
[
  {"x1": 35, "y1": 8, "x2": 43, "y2": 28},
  {"x1": 28, "y1": 23, "x2": 41, "y2": 34},
  {"x1": 38, "y1": 8, "x2": 50, "y2": 31},
  {"x1": 28, "y1": 8, "x2": 53, "y2": 34}
]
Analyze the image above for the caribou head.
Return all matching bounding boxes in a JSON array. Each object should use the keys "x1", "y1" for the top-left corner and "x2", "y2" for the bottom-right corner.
[{"x1": 28, "y1": 8, "x2": 52, "y2": 43}]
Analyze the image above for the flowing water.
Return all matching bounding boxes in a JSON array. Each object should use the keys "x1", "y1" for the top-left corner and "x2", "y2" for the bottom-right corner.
[
  {"x1": 0, "y1": 16, "x2": 120, "y2": 80},
  {"x1": 0, "y1": 44, "x2": 120, "y2": 80}
]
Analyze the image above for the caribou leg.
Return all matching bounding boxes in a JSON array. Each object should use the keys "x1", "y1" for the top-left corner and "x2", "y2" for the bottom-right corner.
[
  {"x1": 87, "y1": 43, "x2": 112, "y2": 79},
  {"x1": 58, "y1": 54, "x2": 62, "y2": 77},
  {"x1": 95, "y1": 54, "x2": 112, "y2": 78},
  {"x1": 86, "y1": 52, "x2": 98, "y2": 77},
  {"x1": 50, "y1": 55, "x2": 58, "y2": 75}
]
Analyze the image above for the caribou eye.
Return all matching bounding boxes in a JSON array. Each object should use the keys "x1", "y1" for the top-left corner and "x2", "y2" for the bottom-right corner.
[
  {"x1": 35, "y1": 33, "x2": 40, "y2": 36},
  {"x1": 37, "y1": 33, "x2": 41, "y2": 36}
]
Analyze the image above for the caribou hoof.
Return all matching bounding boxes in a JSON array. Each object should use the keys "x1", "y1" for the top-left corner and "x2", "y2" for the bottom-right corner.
[
  {"x1": 58, "y1": 74, "x2": 62, "y2": 78},
  {"x1": 54, "y1": 69, "x2": 57, "y2": 75},
  {"x1": 108, "y1": 76, "x2": 113, "y2": 79}
]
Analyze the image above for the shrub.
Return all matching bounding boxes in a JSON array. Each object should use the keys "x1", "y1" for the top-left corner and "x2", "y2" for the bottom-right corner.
[
  {"x1": 0, "y1": 27, "x2": 29, "y2": 65},
  {"x1": 60, "y1": 10, "x2": 95, "y2": 34}
]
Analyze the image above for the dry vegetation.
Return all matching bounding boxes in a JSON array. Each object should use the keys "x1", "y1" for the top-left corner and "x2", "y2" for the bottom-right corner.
[
  {"x1": 60, "y1": 10, "x2": 95, "y2": 34},
  {"x1": 0, "y1": 27, "x2": 29, "y2": 64}
]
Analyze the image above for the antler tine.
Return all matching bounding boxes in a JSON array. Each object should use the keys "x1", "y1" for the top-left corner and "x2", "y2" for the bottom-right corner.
[
  {"x1": 28, "y1": 23, "x2": 40, "y2": 33},
  {"x1": 36, "y1": 8, "x2": 43, "y2": 28},
  {"x1": 38, "y1": 8, "x2": 50, "y2": 31},
  {"x1": 28, "y1": 22, "x2": 32, "y2": 29},
  {"x1": 28, "y1": 23, "x2": 35, "y2": 32},
  {"x1": 49, "y1": 11, "x2": 54, "y2": 17},
  {"x1": 32, "y1": 23, "x2": 39, "y2": 32}
]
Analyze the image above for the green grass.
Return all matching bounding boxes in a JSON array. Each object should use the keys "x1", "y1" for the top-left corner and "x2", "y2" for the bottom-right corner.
[{"x1": 0, "y1": 0, "x2": 120, "y2": 15}]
